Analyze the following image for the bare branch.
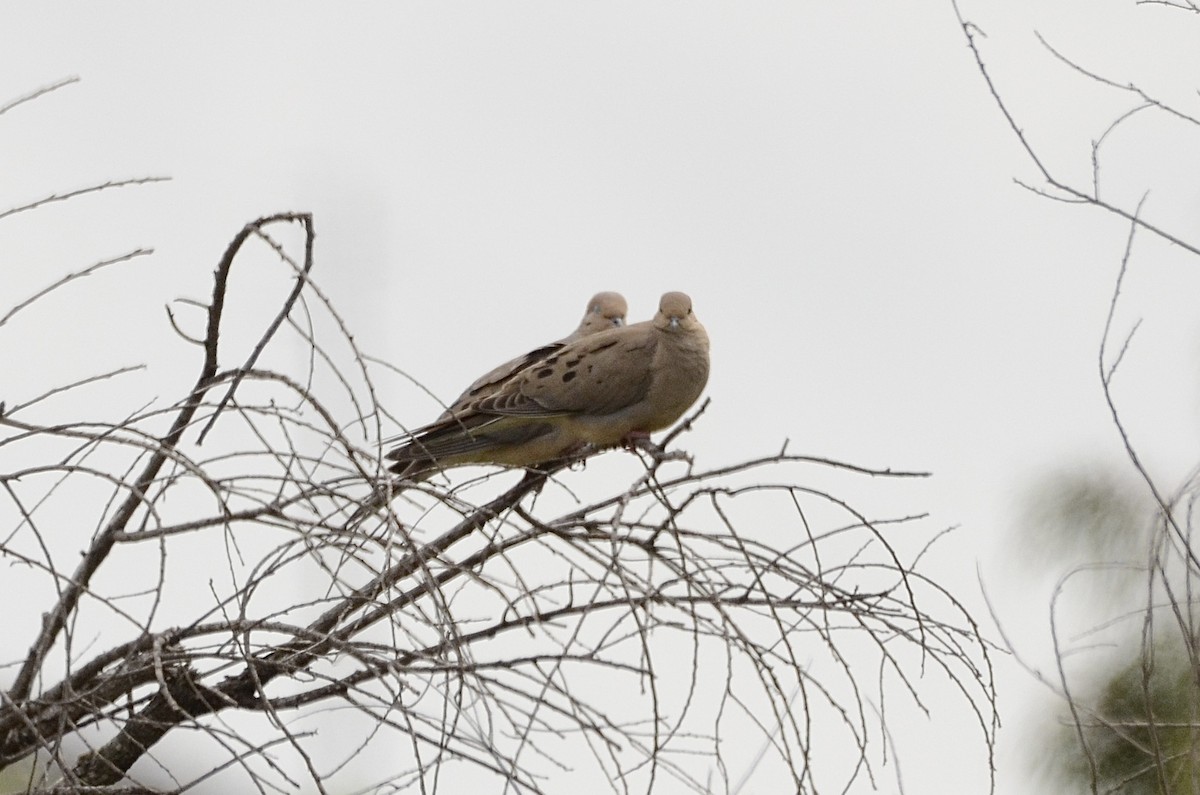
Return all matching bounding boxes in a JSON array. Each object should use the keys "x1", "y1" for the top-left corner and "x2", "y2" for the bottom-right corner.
[
  {"x1": 0, "y1": 76, "x2": 79, "y2": 116},
  {"x1": 1035, "y1": 32, "x2": 1200, "y2": 129},
  {"x1": 194, "y1": 214, "x2": 315, "y2": 444},
  {"x1": 949, "y1": 1, "x2": 1200, "y2": 258},
  {"x1": 2, "y1": 205, "x2": 993, "y2": 792},
  {"x1": 0, "y1": 178, "x2": 172, "y2": 223},
  {"x1": 0, "y1": 250, "x2": 154, "y2": 330}
]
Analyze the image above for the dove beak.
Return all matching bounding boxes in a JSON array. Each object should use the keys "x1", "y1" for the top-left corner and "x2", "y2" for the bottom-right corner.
[
  {"x1": 669, "y1": 317, "x2": 681, "y2": 329},
  {"x1": 613, "y1": 318, "x2": 624, "y2": 327}
]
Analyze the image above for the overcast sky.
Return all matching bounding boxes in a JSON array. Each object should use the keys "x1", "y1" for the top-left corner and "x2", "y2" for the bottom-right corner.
[{"x1": 4, "y1": 3, "x2": 1200, "y2": 793}]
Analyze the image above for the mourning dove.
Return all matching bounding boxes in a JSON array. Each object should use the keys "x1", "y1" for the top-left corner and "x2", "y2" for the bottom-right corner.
[
  {"x1": 386, "y1": 291, "x2": 709, "y2": 477},
  {"x1": 436, "y1": 291, "x2": 627, "y2": 420}
]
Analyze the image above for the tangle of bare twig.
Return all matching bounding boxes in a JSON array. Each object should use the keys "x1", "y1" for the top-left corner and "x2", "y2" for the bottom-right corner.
[{"x1": 1, "y1": 82, "x2": 995, "y2": 795}]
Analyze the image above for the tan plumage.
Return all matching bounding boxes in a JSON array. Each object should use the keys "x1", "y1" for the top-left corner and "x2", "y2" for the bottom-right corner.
[
  {"x1": 435, "y1": 291, "x2": 627, "y2": 421},
  {"x1": 386, "y1": 291, "x2": 709, "y2": 477}
]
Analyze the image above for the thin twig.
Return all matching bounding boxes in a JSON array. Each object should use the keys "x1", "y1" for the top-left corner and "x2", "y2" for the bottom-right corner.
[
  {"x1": 0, "y1": 250, "x2": 154, "y2": 329},
  {"x1": 0, "y1": 76, "x2": 79, "y2": 117},
  {"x1": 0, "y1": 177, "x2": 172, "y2": 223}
]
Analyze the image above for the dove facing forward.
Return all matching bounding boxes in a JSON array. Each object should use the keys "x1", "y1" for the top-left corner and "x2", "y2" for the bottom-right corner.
[
  {"x1": 386, "y1": 291, "x2": 709, "y2": 477},
  {"x1": 436, "y1": 291, "x2": 627, "y2": 420}
]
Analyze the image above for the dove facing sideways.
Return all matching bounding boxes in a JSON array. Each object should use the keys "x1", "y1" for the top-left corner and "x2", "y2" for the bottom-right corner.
[
  {"x1": 386, "y1": 291, "x2": 709, "y2": 477},
  {"x1": 436, "y1": 291, "x2": 627, "y2": 421}
]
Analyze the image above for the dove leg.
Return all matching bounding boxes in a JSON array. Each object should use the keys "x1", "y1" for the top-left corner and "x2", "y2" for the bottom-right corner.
[{"x1": 619, "y1": 431, "x2": 652, "y2": 450}]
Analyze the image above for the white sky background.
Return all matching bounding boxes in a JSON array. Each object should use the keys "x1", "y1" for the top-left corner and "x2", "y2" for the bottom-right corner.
[{"x1": 4, "y1": 1, "x2": 1200, "y2": 793}]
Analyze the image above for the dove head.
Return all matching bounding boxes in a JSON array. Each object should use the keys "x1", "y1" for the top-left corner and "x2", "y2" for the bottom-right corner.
[
  {"x1": 654, "y1": 291, "x2": 698, "y2": 331},
  {"x1": 577, "y1": 291, "x2": 628, "y2": 334}
]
